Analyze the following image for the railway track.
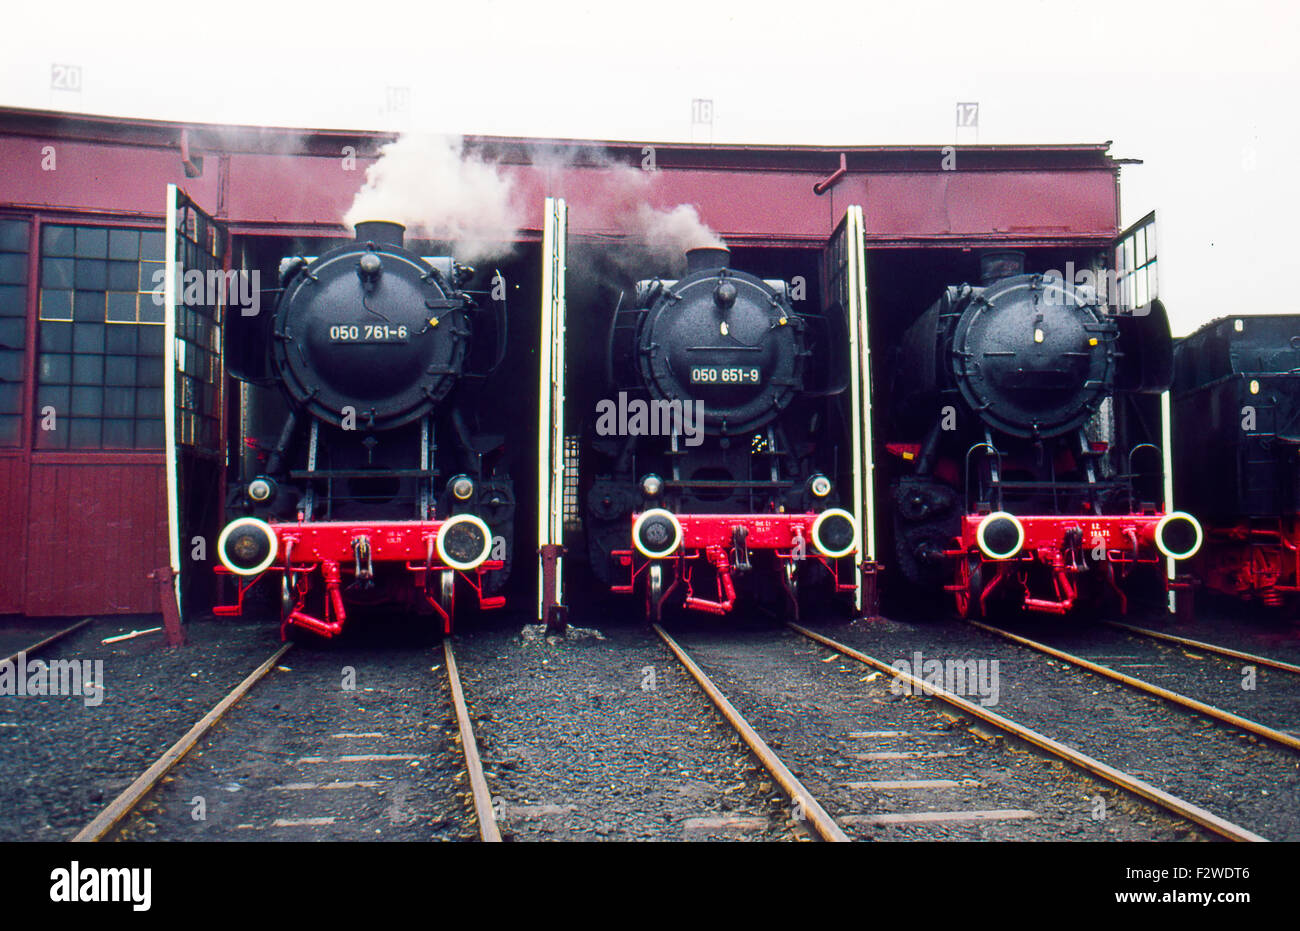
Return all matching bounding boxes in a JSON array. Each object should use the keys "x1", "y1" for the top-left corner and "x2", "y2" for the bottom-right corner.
[
  {"x1": 1, "y1": 618, "x2": 93, "y2": 666},
  {"x1": 655, "y1": 624, "x2": 1259, "y2": 842},
  {"x1": 1102, "y1": 620, "x2": 1300, "y2": 676},
  {"x1": 789, "y1": 623, "x2": 1267, "y2": 841},
  {"x1": 652, "y1": 624, "x2": 847, "y2": 842},
  {"x1": 966, "y1": 620, "x2": 1300, "y2": 754},
  {"x1": 72, "y1": 641, "x2": 498, "y2": 842}
]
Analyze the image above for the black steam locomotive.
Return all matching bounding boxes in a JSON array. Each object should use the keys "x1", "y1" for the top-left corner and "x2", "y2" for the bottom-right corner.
[
  {"x1": 886, "y1": 251, "x2": 1201, "y2": 617},
  {"x1": 1173, "y1": 315, "x2": 1300, "y2": 610},
  {"x1": 585, "y1": 246, "x2": 858, "y2": 620},
  {"x1": 214, "y1": 221, "x2": 514, "y2": 638}
]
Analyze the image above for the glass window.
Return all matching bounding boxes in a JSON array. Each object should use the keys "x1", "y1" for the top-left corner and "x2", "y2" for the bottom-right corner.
[
  {"x1": 0, "y1": 219, "x2": 29, "y2": 446},
  {"x1": 36, "y1": 223, "x2": 166, "y2": 449}
]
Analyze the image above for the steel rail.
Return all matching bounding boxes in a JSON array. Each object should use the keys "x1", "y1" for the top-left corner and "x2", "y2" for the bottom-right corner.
[
  {"x1": 2, "y1": 618, "x2": 93, "y2": 666},
  {"x1": 72, "y1": 643, "x2": 293, "y2": 842},
  {"x1": 442, "y1": 640, "x2": 501, "y2": 842},
  {"x1": 652, "y1": 624, "x2": 849, "y2": 842},
  {"x1": 967, "y1": 619, "x2": 1300, "y2": 754},
  {"x1": 788, "y1": 623, "x2": 1267, "y2": 843},
  {"x1": 1103, "y1": 620, "x2": 1300, "y2": 675}
]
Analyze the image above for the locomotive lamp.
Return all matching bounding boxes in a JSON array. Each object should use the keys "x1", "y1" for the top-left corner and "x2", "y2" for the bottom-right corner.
[
  {"x1": 640, "y1": 474, "x2": 663, "y2": 497},
  {"x1": 217, "y1": 517, "x2": 279, "y2": 576},
  {"x1": 809, "y1": 474, "x2": 832, "y2": 498},
  {"x1": 436, "y1": 514, "x2": 494, "y2": 571},
  {"x1": 247, "y1": 477, "x2": 275, "y2": 503},
  {"x1": 633, "y1": 508, "x2": 683, "y2": 559},
  {"x1": 1154, "y1": 512, "x2": 1203, "y2": 561},
  {"x1": 976, "y1": 512, "x2": 1025, "y2": 561},
  {"x1": 450, "y1": 475, "x2": 475, "y2": 500},
  {"x1": 811, "y1": 508, "x2": 857, "y2": 559}
]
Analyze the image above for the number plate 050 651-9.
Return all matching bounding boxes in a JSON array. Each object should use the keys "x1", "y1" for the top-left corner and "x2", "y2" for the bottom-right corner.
[{"x1": 690, "y1": 366, "x2": 760, "y2": 385}]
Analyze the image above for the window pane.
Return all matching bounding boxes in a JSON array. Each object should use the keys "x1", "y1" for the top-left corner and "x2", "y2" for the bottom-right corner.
[
  {"x1": 140, "y1": 230, "x2": 164, "y2": 261},
  {"x1": 42, "y1": 225, "x2": 75, "y2": 257},
  {"x1": 0, "y1": 318, "x2": 23, "y2": 349},
  {"x1": 39, "y1": 321, "x2": 73, "y2": 352},
  {"x1": 74, "y1": 290, "x2": 105, "y2": 323},
  {"x1": 104, "y1": 323, "x2": 136, "y2": 354},
  {"x1": 0, "y1": 415, "x2": 20, "y2": 447},
  {"x1": 74, "y1": 227, "x2": 108, "y2": 258},
  {"x1": 39, "y1": 289, "x2": 72, "y2": 321},
  {"x1": 72, "y1": 321, "x2": 105, "y2": 353},
  {"x1": 74, "y1": 259, "x2": 107, "y2": 290},
  {"x1": 104, "y1": 387, "x2": 134, "y2": 417},
  {"x1": 71, "y1": 386, "x2": 103, "y2": 417},
  {"x1": 135, "y1": 418, "x2": 163, "y2": 449},
  {"x1": 102, "y1": 418, "x2": 133, "y2": 448},
  {"x1": 72, "y1": 354, "x2": 103, "y2": 385},
  {"x1": 108, "y1": 261, "x2": 137, "y2": 291},
  {"x1": 68, "y1": 417, "x2": 101, "y2": 448},
  {"x1": 108, "y1": 229, "x2": 140, "y2": 260},
  {"x1": 41, "y1": 257, "x2": 73, "y2": 288},
  {"x1": 0, "y1": 219, "x2": 30, "y2": 252},
  {"x1": 105, "y1": 355, "x2": 137, "y2": 386},
  {"x1": 0, "y1": 374, "x2": 21, "y2": 409},
  {"x1": 38, "y1": 353, "x2": 71, "y2": 383},
  {"x1": 106, "y1": 291, "x2": 137, "y2": 323},
  {"x1": 0, "y1": 254, "x2": 27, "y2": 285},
  {"x1": 0, "y1": 284, "x2": 25, "y2": 317}
]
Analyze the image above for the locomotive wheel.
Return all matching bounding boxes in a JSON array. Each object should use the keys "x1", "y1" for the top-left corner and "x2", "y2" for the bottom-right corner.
[
  {"x1": 437, "y1": 570, "x2": 456, "y2": 617},
  {"x1": 953, "y1": 556, "x2": 984, "y2": 619},
  {"x1": 645, "y1": 564, "x2": 664, "y2": 622}
]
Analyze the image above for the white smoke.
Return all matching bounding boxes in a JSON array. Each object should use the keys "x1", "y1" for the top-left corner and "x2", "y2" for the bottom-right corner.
[
  {"x1": 343, "y1": 134, "x2": 523, "y2": 263},
  {"x1": 528, "y1": 143, "x2": 726, "y2": 266}
]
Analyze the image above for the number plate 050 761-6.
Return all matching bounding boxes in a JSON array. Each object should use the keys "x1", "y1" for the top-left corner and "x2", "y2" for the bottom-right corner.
[{"x1": 327, "y1": 324, "x2": 410, "y2": 343}]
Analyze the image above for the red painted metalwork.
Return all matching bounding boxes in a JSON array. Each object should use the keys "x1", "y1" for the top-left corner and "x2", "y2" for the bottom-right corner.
[
  {"x1": 214, "y1": 518, "x2": 505, "y2": 638},
  {"x1": 611, "y1": 512, "x2": 856, "y2": 619},
  {"x1": 945, "y1": 513, "x2": 1171, "y2": 617},
  {"x1": 1199, "y1": 518, "x2": 1300, "y2": 608}
]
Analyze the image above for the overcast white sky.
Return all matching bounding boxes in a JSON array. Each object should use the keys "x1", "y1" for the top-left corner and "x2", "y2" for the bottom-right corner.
[{"x1": 2, "y1": 0, "x2": 1296, "y2": 335}]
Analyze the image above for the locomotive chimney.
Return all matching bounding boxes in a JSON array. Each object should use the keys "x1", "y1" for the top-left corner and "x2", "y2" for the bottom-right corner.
[
  {"x1": 980, "y1": 250, "x2": 1025, "y2": 284},
  {"x1": 353, "y1": 220, "x2": 406, "y2": 248},
  {"x1": 686, "y1": 246, "x2": 731, "y2": 273}
]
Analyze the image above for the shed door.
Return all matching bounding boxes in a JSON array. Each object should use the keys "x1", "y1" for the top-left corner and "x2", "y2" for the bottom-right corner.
[
  {"x1": 825, "y1": 205, "x2": 876, "y2": 611},
  {"x1": 1116, "y1": 210, "x2": 1176, "y2": 602},
  {"x1": 164, "y1": 185, "x2": 228, "y2": 619},
  {"x1": 537, "y1": 197, "x2": 568, "y2": 620}
]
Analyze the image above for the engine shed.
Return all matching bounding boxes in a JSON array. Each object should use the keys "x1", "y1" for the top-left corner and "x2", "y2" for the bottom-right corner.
[{"x1": 0, "y1": 105, "x2": 1149, "y2": 620}]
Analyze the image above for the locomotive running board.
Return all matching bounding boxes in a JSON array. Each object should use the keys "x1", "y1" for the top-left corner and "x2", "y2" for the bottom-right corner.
[
  {"x1": 828, "y1": 206, "x2": 879, "y2": 615},
  {"x1": 537, "y1": 197, "x2": 569, "y2": 630}
]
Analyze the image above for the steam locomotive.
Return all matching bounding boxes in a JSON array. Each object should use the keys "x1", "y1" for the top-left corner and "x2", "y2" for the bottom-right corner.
[
  {"x1": 886, "y1": 251, "x2": 1201, "y2": 617},
  {"x1": 214, "y1": 221, "x2": 514, "y2": 638},
  {"x1": 585, "y1": 246, "x2": 858, "y2": 620},
  {"x1": 1173, "y1": 315, "x2": 1300, "y2": 611}
]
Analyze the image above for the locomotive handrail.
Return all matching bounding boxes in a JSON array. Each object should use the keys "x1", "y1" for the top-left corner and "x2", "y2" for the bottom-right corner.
[
  {"x1": 964, "y1": 442, "x2": 1004, "y2": 512},
  {"x1": 1126, "y1": 442, "x2": 1164, "y2": 512}
]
